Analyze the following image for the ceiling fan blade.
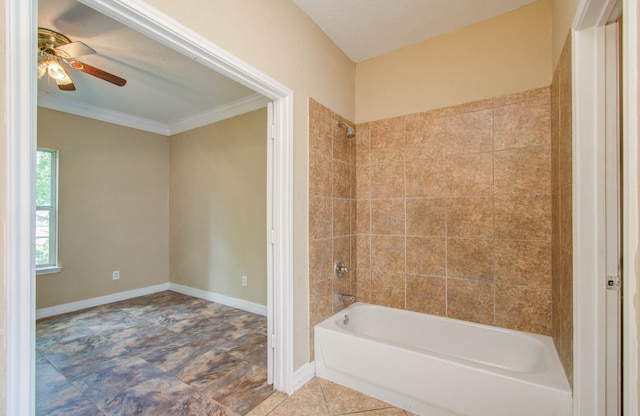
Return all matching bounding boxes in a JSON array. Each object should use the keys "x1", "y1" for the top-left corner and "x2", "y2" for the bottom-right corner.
[
  {"x1": 54, "y1": 41, "x2": 96, "y2": 58},
  {"x1": 69, "y1": 60, "x2": 127, "y2": 87},
  {"x1": 56, "y1": 80, "x2": 76, "y2": 91}
]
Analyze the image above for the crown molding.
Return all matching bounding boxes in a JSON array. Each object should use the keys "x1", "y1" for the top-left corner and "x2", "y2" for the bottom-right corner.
[
  {"x1": 38, "y1": 92, "x2": 170, "y2": 135},
  {"x1": 38, "y1": 92, "x2": 270, "y2": 136},
  {"x1": 168, "y1": 93, "x2": 270, "y2": 135}
]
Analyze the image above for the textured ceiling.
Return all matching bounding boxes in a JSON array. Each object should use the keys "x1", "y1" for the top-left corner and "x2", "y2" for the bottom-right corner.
[
  {"x1": 38, "y1": 0, "x2": 266, "y2": 135},
  {"x1": 293, "y1": 0, "x2": 538, "y2": 62}
]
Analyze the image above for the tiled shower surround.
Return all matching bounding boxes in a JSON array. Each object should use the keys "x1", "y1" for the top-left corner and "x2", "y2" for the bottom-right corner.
[
  {"x1": 309, "y1": 85, "x2": 558, "y2": 352},
  {"x1": 551, "y1": 33, "x2": 574, "y2": 387}
]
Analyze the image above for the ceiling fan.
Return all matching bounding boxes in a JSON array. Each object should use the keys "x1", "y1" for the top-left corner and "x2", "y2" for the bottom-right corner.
[{"x1": 37, "y1": 28, "x2": 127, "y2": 91}]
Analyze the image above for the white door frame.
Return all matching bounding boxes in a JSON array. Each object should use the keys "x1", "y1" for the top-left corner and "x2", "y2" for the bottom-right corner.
[
  {"x1": 4, "y1": 1, "x2": 295, "y2": 415},
  {"x1": 573, "y1": 0, "x2": 639, "y2": 415}
]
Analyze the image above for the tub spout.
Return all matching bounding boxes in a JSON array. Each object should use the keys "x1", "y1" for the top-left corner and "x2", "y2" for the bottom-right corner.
[{"x1": 337, "y1": 293, "x2": 356, "y2": 302}]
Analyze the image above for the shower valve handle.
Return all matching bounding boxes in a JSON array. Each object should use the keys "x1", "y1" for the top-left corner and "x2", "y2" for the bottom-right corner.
[{"x1": 334, "y1": 260, "x2": 350, "y2": 279}]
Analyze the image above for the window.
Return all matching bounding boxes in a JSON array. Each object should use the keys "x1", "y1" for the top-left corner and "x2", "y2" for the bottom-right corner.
[{"x1": 35, "y1": 148, "x2": 59, "y2": 272}]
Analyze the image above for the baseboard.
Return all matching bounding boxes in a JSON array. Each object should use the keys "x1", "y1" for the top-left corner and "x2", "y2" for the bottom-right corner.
[
  {"x1": 292, "y1": 361, "x2": 316, "y2": 392},
  {"x1": 36, "y1": 283, "x2": 170, "y2": 319},
  {"x1": 168, "y1": 282, "x2": 267, "y2": 316}
]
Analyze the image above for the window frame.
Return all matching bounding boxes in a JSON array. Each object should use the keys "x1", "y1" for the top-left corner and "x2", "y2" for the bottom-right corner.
[{"x1": 35, "y1": 147, "x2": 60, "y2": 273}]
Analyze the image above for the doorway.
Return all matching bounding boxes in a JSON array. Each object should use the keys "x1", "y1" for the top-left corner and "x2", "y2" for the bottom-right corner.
[{"x1": 5, "y1": 0, "x2": 295, "y2": 414}]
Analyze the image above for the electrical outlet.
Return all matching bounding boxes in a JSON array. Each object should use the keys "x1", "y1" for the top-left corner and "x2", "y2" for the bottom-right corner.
[
  {"x1": 113, "y1": 271, "x2": 120, "y2": 280},
  {"x1": 242, "y1": 276, "x2": 247, "y2": 287}
]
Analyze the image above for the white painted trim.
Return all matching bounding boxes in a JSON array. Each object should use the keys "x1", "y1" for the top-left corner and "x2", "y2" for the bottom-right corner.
[
  {"x1": 38, "y1": 91, "x2": 270, "y2": 136},
  {"x1": 573, "y1": 26, "x2": 608, "y2": 416},
  {"x1": 292, "y1": 361, "x2": 316, "y2": 392},
  {"x1": 167, "y1": 93, "x2": 271, "y2": 135},
  {"x1": 35, "y1": 283, "x2": 170, "y2": 319},
  {"x1": 571, "y1": 0, "x2": 640, "y2": 415},
  {"x1": 38, "y1": 92, "x2": 169, "y2": 135},
  {"x1": 572, "y1": 23, "x2": 608, "y2": 416},
  {"x1": 5, "y1": 0, "x2": 37, "y2": 415},
  {"x1": 621, "y1": 0, "x2": 640, "y2": 413},
  {"x1": 35, "y1": 266, "x2": 62, "y2": 276},
  {"x1": 168, "y1": 283, "x2": 267, "y2": 316}
]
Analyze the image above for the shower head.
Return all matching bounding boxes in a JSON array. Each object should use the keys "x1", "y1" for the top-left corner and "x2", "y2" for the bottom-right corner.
[{"x1": 337, "y1": 121, "x2": 355, "y2": 138}]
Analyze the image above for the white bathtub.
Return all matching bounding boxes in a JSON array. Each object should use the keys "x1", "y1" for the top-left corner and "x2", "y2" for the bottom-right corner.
[{"x1": 314, "y1": 302, "x2": 572, "y2": 416}]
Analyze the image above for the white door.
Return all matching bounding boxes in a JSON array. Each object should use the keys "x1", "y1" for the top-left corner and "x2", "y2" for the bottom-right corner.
[{"x1": 604, "y1": 15, "x2": 622, "y2": 416}]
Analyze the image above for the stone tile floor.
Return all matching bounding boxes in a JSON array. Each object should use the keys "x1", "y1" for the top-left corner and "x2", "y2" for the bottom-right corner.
[
  {"x1": 247, "y1": 377, "x2": 417, "y2": 416},
  {"x1": 36, "y1": 291, "x2": 272, "y2": 416},
  {"x1": 36, "y1": 290, "x2": 413, "y2": 416}
]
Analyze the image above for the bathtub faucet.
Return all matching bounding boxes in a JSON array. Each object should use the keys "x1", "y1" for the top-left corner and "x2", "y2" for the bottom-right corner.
[{"x1": 337, "y1": 293, "x2": 356, "y2": 302}]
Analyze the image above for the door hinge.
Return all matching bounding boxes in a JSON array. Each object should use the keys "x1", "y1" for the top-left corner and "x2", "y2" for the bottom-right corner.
[
  {"x1": 270, "y1": 229, "x2": 276, "y2": 245},
  {"x1": 607, "y1": 275, "x2": 621, "y2": 290}
]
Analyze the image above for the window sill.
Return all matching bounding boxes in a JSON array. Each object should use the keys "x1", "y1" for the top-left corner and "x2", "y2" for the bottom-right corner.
[{"x1": 36, "y1": 266, "x2": 62, "y2": 276}]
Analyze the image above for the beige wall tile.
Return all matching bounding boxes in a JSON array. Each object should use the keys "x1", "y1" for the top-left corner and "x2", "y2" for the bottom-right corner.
[
  {"x1": 495, "y1": 240, "x2": 551, "y2": 288},
  {"x1": 447, "y1": 238, "x2": 494, "y2": 281},
  {"x1": 444, "y1": 98, "x2": 494, "y2": 116},
  {"x1": 355, "y1": 123, "x2": 371, "y2": 166},
  {"x1": 405, "y1": 157, "x2": 446, "y2": 197},
  {"x1": 309, "y1": 196, "x2": 332, "y2": 240},
  {"x1": 356, "y1": 268, "x2": 372, "y2": 303},
  {"x1": 356, "y1": 235, "x2": 371, "y2": 270},
  {"x1": 494, "y1": 194, "x2": 551, "y2": 240},
  {"x1": 333, "y1": 118, "x2": 353, "y2": 164},
  {"x1": 552, "y1": 189, "x2": 560, "y2": 245},
  {"x1": 370, "y1": 117, "x2": 405, "y2": 163},
  {"x1": 355, "y1": 200, "x2": 371, "y2": 234},
  {"x1": 355, "y1": 164, "x2": 371, "y2": 200},
  {"x1": 333, "y1": 198, "x2": 351, "y2": 238},
  {"x1": 550, "y1": 70, "x2": 560, "y2": 148},
  {"x1": 332, "y1": 160, "x2": 351, "y2": 199},
  {"x1": 559, "y1": 38, "x2": 573, "y2": 188},
  {"x1": 560, "y1": 185, "x2": 572, "y2": 252},
  {"x1": 371, "y1": 235, "x2": 405, "y2": 273},
  {"x1": 309, "y1": 152, "x2": 332, "y2": 198},
  {"x1": 560, "y1": 247, "x2": 573, "y2": 317},
  {"x1": 371, "y1": 162, "x2": 405, "y2": 199},
  {"x1": 371, "y1": 199, "x2": 405, "y2": 235},
  {"x1": 310, "y1": 279, "x2": 333, "y2": 327},
  {"x1": 406, "y1": 198, "x2": 446, "y2": 237},
  {"x1": 447, "y1": 279, "x2": 495, "y2": 325},
  {"x1": 494, "y1": 87, "x2": 550, "y2": 107},
  {"x1": 371, "y1": 271, "x2": 405, "y2": 309},
  {"x1": 333, "y1": 236, "x2": 352, "y2": 268},
  {"x1": 406, "y1": 275, "x2": 446, "y2": 316},
  {"x1": 309, "y1": 238, "x2": 332, "y2": 285},
  {"x1": 406, "y1": 236, "x2": 446, "y2": 277},
  {"x1": 309, "y1": 106, "x2": 332, "y2": 157},
  {"x1": 447, "y1": 196, "x2": 494, "y2": 238},
  {"x1": 445, "y1": 152, "x2": 493, "y2": 196},
  {"x1": 551, "y1": 144, "x2": 560, "y2": 192},
  {"x1": 494, "y1": 146, "x2": 551, "y2": 194},
  {"x1": 405, "y1": 114, "x2": 445, "y2": 160},
  {"x1": 495, "y1": 284, "x2": 551, "y2": 334},
  {"x1": 494, "y1": 97, "x2": 551, "y2": 150},
  {"x1": 445, "y1": 109, "x2": 493, "y2": 155}
]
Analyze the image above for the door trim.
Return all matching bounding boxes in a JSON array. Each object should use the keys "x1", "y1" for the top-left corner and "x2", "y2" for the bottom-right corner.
[
  {"x1": 4, "y1": 1, "x2": 296, "y2": 414},
  {"x1": 573, "y1": 0, "x2": 639, "y2": 415}
]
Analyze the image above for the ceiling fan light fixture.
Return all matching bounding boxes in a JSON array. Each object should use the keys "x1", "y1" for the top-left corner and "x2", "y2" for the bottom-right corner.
[{"x1": 46, "y1": 60, "x2": 73, "y2": 85}]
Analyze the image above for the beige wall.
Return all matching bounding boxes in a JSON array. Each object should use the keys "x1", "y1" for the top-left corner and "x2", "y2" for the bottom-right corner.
[
  {"x1": 36, "y1": 109, "x2": 170, "y2": 308},
  {"x1": 144, "y1": 0, "x2": 356, "y2": 368},
  {"x1": 355, "y1": 0, "x2": 552, "y2": 123},
  {"x1": 552, "y1": 0, "x2": 580, "y2": 69},
  {"x1": 170, "y1": 109, "x2": 267, "y2": 305}
]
